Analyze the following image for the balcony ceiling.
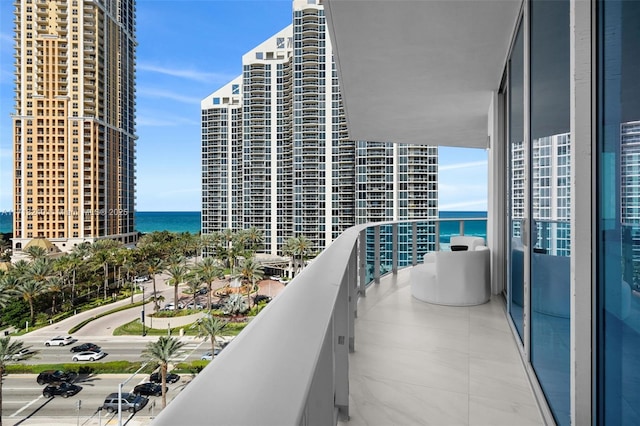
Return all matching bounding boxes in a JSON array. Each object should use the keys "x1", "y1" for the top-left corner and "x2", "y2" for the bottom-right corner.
[{"x1": 324, "y1": 0, "x2": 522, "y2": 149}]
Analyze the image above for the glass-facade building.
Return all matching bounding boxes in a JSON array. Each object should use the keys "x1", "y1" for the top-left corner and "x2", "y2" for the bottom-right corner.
[{"x1": 201, "y1": 0, "x2": 438, "y2": 256}]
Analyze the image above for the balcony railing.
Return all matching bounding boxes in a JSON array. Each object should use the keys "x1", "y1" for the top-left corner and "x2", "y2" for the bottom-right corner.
[{"x1": 153, "y1": 217, "x2": 487, "y2": 425}]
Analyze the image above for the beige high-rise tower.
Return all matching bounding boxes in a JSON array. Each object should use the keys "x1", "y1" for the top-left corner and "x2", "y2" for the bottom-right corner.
[{"x1": 11, "y1": 0, "x2": 137, "y2": 254}]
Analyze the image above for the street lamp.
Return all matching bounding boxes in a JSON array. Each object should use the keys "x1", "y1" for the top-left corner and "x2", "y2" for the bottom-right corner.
[{"x1": 141, "y1": 286, "x2": 146, "y2": 336}]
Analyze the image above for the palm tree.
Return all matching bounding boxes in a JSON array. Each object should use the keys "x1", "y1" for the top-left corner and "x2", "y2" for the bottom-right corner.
[
  {"x1": 19, "y1": 258, "x2": 53, "y2": 324},
  {"x1": 283, "y1": 235, "x2": 314, "y2": 277},
  {"x1": 24, "y1": 245, "x2": 47, "y2": 261},
  {"x1": 14, "y1": 279, "x2": 49, "y2": 325},
  {"x1": 0, "y1": 275, "x2": 18, "y2": 308},
  {"x1": 236, "y1": 257, "x2": 264, "y2": 310},
  {"x1": 184, "y1": 271, "x2": 203, "y2": 309},
  {"x1": 243, "y1": 227, "x2": 264, "y2": 254},
  {"x1": 46, "y1": 275, "x2": 65, "y2": 315},
  {"x1": 192, "y1": 257, "x2": 223, "y2": 310},
  {"x1": 165, "y1": 262, "x2": 187, "y2": 308},
  {"x1": 193, "y1": 315, "x2": 228, "y2": 359},
  {"x1": 141, "y1": 336, "x2": 185, "y2": 408},
  {"x1": 145, "y1": 258, "x2": 165, "y2": 311},
  {"x1": 0, "y1": 337, "x2": 37, "y2": 424}
]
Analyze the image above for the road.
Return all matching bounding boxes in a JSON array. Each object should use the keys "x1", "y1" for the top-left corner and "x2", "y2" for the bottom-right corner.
[
  {"x1": 4, "y1": 373, "x2": 194, "y2": 425},
  {"x1": 2, "y1": 272, "x2": 286, "y2": 424},
  {"x1": 15, "y1": 337, "x2": 208, "y2": 365}
]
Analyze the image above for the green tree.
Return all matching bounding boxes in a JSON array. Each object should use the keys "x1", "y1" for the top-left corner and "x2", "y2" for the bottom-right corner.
[
  {"x1": 184, "y1": 271, "x2": 203, "y2": 309},
  {"x1": 243, "y1": 227, "x2": 264, "y2": 254},
  {"x1": 13, "y1": 279, "x2": 49, "y2": 325},
  {"x1": 46, "y1": 275, "x2": 65, "y2": 315},
  {"x1": 145, "y1": 258, "x2": 165, "y2": 311},
  {"x1": 283, "y1": 235, "x2": 314, "y2": 277},
  {"x1": 0, "y1": 275, "x2": 19, "y2": 308},
  {"x1": 192, "y1": 257, "x2": 223, "y2": 310},
  {"x1": 193, "y1": 315, "x2": 228, "y2": 359},
  {"x1": 165, "y1": 262, "x2": 187, "y2": 309},
  {"x1": 236, "y1": 257, "x2": 264, "y2": 310},
  {"x1": 0, "y1": 337, "x2": 37, "y2": 424},
  {"x1": 23, "y1": 245, "x2": 47, "y2": 261},
  {"x1": 141, "y1": 336, "x2": 185, "y2": 408}
]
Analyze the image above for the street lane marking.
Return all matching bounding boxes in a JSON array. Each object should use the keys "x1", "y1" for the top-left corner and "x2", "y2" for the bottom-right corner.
[{"x1": 10, "y1": 395, "x2": 44, "y2": 417}]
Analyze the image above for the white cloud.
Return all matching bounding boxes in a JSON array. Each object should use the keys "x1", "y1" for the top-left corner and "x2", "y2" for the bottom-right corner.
[
  {"x1": 439, "y1": 199, "x2": 487, "y2": 211},
  {"x1": 137, "y1": 87, "x2": 202, "y2": 104},
  {"x1": 439, "y1": 160, "x2": 487, "y2": 171},
  {"x1": 137, "y1": 63, "x2": 234, "y2": 84}
]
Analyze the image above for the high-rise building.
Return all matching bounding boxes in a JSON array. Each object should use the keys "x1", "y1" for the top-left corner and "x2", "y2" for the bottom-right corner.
[
  {"x1": 11, "y1": 0, "x2": 137, "y2": 254},
  {"x1": 201, "y1": 0, "x2": 437, "y2": 256}
]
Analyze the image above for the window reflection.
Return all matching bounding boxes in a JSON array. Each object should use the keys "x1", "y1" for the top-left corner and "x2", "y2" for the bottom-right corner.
[
  {"x1": 530, "y1": 0, "x2": 570, "y2": 424},
  {"x1": 598, "y1": 0, "x2": 640, "y2": 423}
]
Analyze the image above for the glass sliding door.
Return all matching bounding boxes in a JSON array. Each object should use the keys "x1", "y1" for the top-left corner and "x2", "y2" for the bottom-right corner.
[
  {"x1": 529, "y1": 0, "x2": 571, "y2": 424},
  {"x1": 598, "y1": 0, "x2": 640, "y2": 423},
  {"x1": 507, "y1": 21, "x2": 525, "y2": 341}
]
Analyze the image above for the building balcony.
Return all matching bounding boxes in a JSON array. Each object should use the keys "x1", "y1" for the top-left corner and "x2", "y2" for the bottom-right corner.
[{"x1": 152, "y1": 218, "x2": 540, "y2": 425}]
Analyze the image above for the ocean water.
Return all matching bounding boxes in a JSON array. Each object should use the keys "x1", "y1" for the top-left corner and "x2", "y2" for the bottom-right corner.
[
  {"x1": 438, "y1": 211, "x2": 487, "y2": 242},
  {"x1": 0, "y1": 210, "x2": 485, "y2": 238},
  {"x1": 135, "y1": 211, "x2": 200, "y2": 234},
  {"x1": 0, "y1": 211, "x2": 201, "y2": 235}
]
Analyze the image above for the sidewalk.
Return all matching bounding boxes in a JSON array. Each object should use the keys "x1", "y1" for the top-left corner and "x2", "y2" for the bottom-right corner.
[{"x1": 20, "y1": 274, "x2": 176, "y2": 340}]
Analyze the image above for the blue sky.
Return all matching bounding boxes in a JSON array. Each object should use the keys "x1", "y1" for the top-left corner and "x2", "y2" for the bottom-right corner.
[{"x1": 0, "y1": 0, "x2": 487, "y2": 213}]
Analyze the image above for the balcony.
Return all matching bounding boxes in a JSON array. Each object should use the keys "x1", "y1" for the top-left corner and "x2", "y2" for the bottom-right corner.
[{"x1": 153, "y1": 218, "x2": 542, "y2": 425}]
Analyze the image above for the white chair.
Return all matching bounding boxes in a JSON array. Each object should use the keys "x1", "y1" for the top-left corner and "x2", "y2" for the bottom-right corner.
[
  {"x1": 449, "y1": 235, "x2": 486, "y2": 251},
  {"x1": 411, "y1": 239, "x2": 490, "y2": 306}
]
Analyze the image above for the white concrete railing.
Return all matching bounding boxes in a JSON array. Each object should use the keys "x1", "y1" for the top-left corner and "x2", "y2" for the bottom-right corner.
[{"x1": 152, "y1": 218, "x2": 486, "y2": 426}]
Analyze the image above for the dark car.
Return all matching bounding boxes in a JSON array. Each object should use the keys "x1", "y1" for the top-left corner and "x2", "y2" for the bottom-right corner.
[
  {"x1": 36, "y1": 370, "x2": 77, "y2": 385},
  {"x1": 102, "y1": 392, "x2": 148, "y2": 413},
  {"x1": 133, "y1": 382, "x2": 166, "y2": 397},
  {"x1": 253, "y1": 294, "x2": 272, "y2": 304},
  {"x1": 149, "y1": 372, "x2": 180, "y2": 384},
  {"x1": 70, "y1": 343, "x2": 101, "y2": 353},
  {"x1": 197, "y1": 287, "x2": 208, "y2": 295},
  {"x1": 42, "y1": 382, "x2": 82, "y2": 398}
]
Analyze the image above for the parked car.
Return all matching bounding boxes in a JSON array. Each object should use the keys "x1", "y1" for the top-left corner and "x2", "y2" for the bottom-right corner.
[
  {"x1": 196, "y1": 287, "x2": 208, "y2": 295},
  {"x1": 149, "y1": 372, "x2": 180, "y2": 384},
  {"x1": 42, "y1": 382, "x2": 82, "y2": 398},
  {"x1": 36, "y1": 370, "x2": 77, "y2": 385},
  {"x1": 101, "y1": 392, "x2": 148, "y2": 413},
  {"x1": 70, "y1": 343, "x2": 101, "y2": 353},
  {"x1": 132, "y1": 382, "x2": 166, "y2": 397},
  {"x1": 133, "y1": 276, "x2": 149, "y2": 283},
  {"x1": 186, "y1": 302, "x2": 204, "y2": 310},
  {"x1": 162, "y1": 302, "x2": 184, "y2": 311},
  {"x1": 44, "y1": 336, "x2": 77, "y2": 347},
  {"x1": 253, "y1": 294, "x2": 272, "y2": 304},
  {"x1": 72, "y1": 350, "x2": 106, "y2": 362},
  {"x1": 200, "y1": 348, "x2": 222, "y2": 361}
]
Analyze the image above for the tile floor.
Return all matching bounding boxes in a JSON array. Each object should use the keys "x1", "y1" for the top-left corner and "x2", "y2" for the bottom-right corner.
[{"x1": 339, "y1": 268, "x2": 545, "y2": 426}]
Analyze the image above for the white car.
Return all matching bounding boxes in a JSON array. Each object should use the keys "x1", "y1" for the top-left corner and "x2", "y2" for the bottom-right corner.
[
  {"x1": 3, "y1": 348, "x2": 33, "y2": 361},
  {"x1": 200, "y1": 348, "x2": 222, "y2": 361},
  {"x1": 186, "y1": 302, "x2": 204, "y2": 310},
  {"x1": 72, "y1": 350, "x2": 106, "y2": 362},
  {"x1": 163, "y1": 302, "x2": 184, "y2": 311},
  {"x1": 133, "y1": 276, "x2": 149, "y2": 283},
  {"x1": 45, "y1": 336, "x2": 77, "y2": 347}
]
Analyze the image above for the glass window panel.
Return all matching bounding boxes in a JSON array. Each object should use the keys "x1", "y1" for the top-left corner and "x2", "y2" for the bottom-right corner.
[
  {"x1": 508, "y1": 20, "x2": 525, "y2": 341},
  {"x1": 598, "y1": 0, "x2": 640, "y2": 424},
  {"x1": 530, "y1": 0, "x2": 570, "y2": 424}
]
